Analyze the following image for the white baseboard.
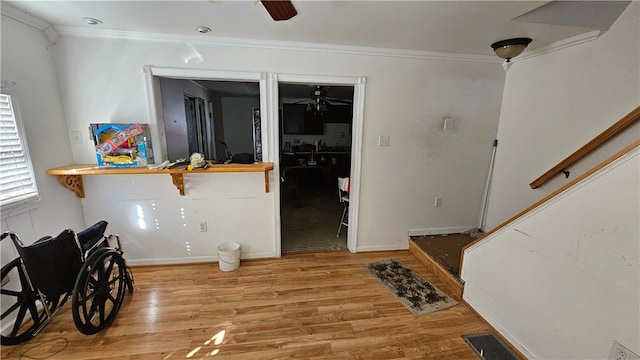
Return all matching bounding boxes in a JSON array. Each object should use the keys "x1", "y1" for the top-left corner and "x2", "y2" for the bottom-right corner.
[
  {"x1": 355, "y1": 244, "x2": 408, "y2": 252},
  {"x1": 127, "y1": 256, "x2": 215, "y2": 266},
  {"x1": 463, "y1": 292, "x2": 537, "y2": 360},
  {"x1": 126, "y1": 251, "x2": 276, "y2": 266},
  {"x1": 408, "y1": 226, "x2": 471, "y2": 237}
]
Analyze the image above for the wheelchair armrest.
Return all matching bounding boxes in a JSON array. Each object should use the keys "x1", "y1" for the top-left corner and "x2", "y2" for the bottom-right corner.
[{"x1": 76, "y1": 220, "x2": 109, "y2": 253}]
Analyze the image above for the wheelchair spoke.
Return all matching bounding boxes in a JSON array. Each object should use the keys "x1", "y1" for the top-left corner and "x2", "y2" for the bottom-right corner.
[
  {"x1": 106, "y1": 274, "x2": 122, "y2": 286},
  {"x1": 88, "y1": 297, "x2": 101, "y2": 321},
  {"x1": 106, "y1": 291, "x2": 117, "y2": 304},
  {"x1": 1, "y1": 300, "x2": 22, "y2": 319},
  {"x1": 1, "y1": 289, "x2": 23, "y2": 297},
  {"x1": 103, "y1": 256, "x2": 115, "y2": 279},
  {"x1": 99, "y1": 300, "x2": 106, "y2": 323},
  {"x1": 10, "y1": 304, "x2": 29, "y2": 338},
  {"x1": 27, "y1": 300, "x2": 40, "y2": 324}
]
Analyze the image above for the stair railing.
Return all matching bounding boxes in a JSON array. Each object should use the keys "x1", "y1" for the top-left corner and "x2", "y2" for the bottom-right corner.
[
  {"x1": 462, "y1": 139, "x2": 640, "y2": 266},
  {"x1": 529, "y1": 105, "x2": 640, "y2": 189}
]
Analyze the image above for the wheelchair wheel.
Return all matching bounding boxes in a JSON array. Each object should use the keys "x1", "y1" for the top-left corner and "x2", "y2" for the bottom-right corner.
[
  {"x1": 125, "y1": 266, "x2": 135, "y2": 294},
  {"x1": 1, "y1": 258, "x2": 59, "y2": 345},
  {"x1": 71, "y1": 248, "x2": 126, "y2": 335}
]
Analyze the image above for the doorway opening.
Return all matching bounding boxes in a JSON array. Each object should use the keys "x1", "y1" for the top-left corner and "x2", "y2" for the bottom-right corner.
[
  {"x1": 184, "y1": 94, "x2": 211, "y2": 159},
  {"x1": 158, "y1": 77, "x2": 261, "y2": 163},
  {"x1": 278, "y1": 83, "x2": 354, "y2": 253}
]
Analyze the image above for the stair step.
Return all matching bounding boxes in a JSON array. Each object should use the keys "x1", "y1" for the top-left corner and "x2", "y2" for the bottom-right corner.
[{"x1": 409, "y1": 239, "x2": 464, "y2": 299}]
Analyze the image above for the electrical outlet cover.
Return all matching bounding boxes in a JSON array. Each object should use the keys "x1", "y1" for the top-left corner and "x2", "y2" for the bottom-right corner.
[{"x1": 610, "y1": 341, "x2": 640, "y2": 360}]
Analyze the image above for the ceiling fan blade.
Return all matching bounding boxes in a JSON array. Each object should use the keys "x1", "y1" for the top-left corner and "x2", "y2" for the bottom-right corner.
[
  {"x1": 326, "y1": 97, "x2": 352, "y2": 105},
  {"x1": 261, "y1": 0, "x2": 297, "y2": 21}
]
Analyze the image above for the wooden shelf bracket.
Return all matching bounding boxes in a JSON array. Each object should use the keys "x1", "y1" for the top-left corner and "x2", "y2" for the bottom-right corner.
[
  {"x1": 170, "y1": 173, "x2": 185, "y2": 196},
  {"x1": 56, "y1": 175, "x2": 85, "y2": 198}
]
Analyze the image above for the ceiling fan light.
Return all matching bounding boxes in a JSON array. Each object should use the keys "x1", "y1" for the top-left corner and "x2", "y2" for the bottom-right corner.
[
  {"x1": 320, "y1": 101, "x2": 329, "y2": 113},
  {"x1": 491, "y1": 37, "x2": 532, "y2": 62},
  {"x1": 311, "y1": 86, "x2": 327, "y2": 98}
]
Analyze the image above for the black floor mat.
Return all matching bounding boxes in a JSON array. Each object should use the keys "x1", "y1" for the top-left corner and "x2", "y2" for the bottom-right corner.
[{"x1": 462, "y1": 333, "x2": 519, "y2": 360}]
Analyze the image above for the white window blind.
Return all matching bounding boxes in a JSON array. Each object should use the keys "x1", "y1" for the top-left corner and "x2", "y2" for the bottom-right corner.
[{"x1": 0, "y1": 92, "x2": 38, "y2": 206}]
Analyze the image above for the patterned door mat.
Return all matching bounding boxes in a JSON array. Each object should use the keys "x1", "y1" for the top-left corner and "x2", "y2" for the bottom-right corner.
[
  {"x1": 364, "y1": 258, "x2": 457, "y2": 316},
  {"x1": 462, "y1": 333, "x2": 520, "y2": 360}
]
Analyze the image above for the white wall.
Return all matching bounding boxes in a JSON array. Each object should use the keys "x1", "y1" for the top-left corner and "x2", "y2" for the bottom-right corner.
[
  {"x1": 463, "y1": 4, "x2": 640, "y2": 359},
  {"x1": 462, "y1": 147, "x2": 640, "y2": 359},
  {"x1": 221, "y1": 96, "x2": 259, "y2": 155},
  {"x1": 0, "y1": 16, "x2": 85, "y2": 249},
  {"x1": 46, "y1": 29, "x2": 504, "y2": 261},
  {"x1": 484, "y1": 2, "x2": 640, "y2": 230}
]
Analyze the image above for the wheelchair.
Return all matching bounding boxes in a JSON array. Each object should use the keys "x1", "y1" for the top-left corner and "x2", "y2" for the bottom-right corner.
[{"x1": 0, "y1": 221, "x2": 134, "y2": 345}]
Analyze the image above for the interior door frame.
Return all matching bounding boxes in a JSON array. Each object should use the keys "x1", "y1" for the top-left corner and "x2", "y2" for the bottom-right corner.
[
  {"x1": 270, "y1": 74, "x2": 366, "y2": 255},
  {"x1": 143, "y1": 66, "x2": 365, "y2": 256}
]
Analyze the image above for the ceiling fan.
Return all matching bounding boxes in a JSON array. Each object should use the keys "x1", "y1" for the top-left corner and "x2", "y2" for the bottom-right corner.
[
  {"x1": 260, "y1": 0, "x2": 298, "y2": 21},
  {"x1": 299, "y1": 86, "x2": 352, "y2": 115}
]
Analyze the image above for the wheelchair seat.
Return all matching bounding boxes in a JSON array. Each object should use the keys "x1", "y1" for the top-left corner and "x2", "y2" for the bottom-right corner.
[{"x1": 15, "y1": 230, "x2": 83, "y2": 300}]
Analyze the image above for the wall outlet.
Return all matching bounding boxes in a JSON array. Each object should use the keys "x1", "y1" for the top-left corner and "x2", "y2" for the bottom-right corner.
[
  {"x1": 200, "y1": 221, "x2": 207, "y2": 232},
  {"x1": 377, "y1": 135, "x2": 390, "y2": 147},
  {"x1": 434, "y1": 197, "x2": 442, "y2": 207},
  {"x1": 610, "y1": 341, "x2": 640, "y2": 360}
]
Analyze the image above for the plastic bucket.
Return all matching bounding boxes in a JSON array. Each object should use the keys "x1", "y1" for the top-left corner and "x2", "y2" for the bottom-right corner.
[{"x1": 217, "y1": 242, "x2": 241, "y2": 272}]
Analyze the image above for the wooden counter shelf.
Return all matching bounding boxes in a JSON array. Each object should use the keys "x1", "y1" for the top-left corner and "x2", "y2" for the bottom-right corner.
[{"x1": 46, "y1": 162, "x2": 275, "y2": 198}]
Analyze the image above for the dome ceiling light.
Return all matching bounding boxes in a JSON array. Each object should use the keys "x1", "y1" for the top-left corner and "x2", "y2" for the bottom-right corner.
[
  {"x1": 195, "y1": 26, "x2": 212, "y2": 34},
  {"x1": 490, "y1": 37, "x2": 532, "y2": 62},
  {"x1": 81, "y1": 17, "x2": 102, "y2": 25}
]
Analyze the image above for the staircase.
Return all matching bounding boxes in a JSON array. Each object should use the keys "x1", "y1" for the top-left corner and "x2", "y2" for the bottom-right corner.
[
  {"x1": 409, "y1": 234, "x2": 472, "y2": 299},
  {"x1": 411, "y1": 106, "x2": 640, "y2": 303}
]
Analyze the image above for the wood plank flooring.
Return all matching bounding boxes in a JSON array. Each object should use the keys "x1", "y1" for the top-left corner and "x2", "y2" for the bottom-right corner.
[{"x1": 1, "y1": 250, "x2": 492, "y2": 359}]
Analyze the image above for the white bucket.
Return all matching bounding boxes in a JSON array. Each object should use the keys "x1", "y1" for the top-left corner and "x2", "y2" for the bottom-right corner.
[{"x1": 217, "y1": 242, "x2": 241, "y2": 272}]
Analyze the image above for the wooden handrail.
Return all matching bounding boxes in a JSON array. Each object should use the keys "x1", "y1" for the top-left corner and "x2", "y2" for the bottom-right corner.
[
  {"x1": 462, "y1": 140, "x2": 640, "y2": 268},
  {"x1": 530, "y1": 105, "x2": 640, "y2": 189}
]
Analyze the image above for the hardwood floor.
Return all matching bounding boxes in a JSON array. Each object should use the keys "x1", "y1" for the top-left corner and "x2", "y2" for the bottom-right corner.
[{"x1": 2, "y1": 250, "x2": 492, "y2": 359}]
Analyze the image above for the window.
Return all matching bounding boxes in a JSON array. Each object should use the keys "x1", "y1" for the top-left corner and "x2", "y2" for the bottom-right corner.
[{"x1": 0, "y1": 85, "x2": 38, "y2": 207}]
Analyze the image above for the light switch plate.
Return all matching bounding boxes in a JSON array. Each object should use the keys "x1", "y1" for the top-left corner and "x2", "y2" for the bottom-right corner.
[
  {"x1": 444, "y1": 118, "x2": 455, "y2": 130},
  {"x1": 378, "y1": 135, "x2": 390, "y2": 146}
]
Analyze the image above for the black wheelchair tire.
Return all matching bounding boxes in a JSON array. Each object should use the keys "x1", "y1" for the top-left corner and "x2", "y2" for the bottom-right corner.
[
  {"x1": 71, "y1": 248, "x2": 126, "y2": 335},
  {"x1": 1, "y1": 258, "x2": 59, "y2": 345},
  {"x1": 125, "y1": 266, "x2": 135, "y2": 294}
]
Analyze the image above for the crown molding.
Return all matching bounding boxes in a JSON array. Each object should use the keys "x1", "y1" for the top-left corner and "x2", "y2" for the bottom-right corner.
[
  {"x1": 1, "y1": 3, "x2": 51, "y2": 31},
  {"x1": 54, "y1": 26, "x2": 498, "y2": 64},
  {"x1": 514, "y1": 30, "x2": 601, "y2": 63},
  {"x1": 14, "y1": 16, "x2": 600, "y2": 65}
]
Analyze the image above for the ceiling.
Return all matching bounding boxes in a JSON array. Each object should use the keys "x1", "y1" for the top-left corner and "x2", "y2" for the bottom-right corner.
[
  {"x1": 4, "y1": 1, "x2": 629, "y2": 100},
  {"x1": 4, "y1": 1, "x2": 631, "y2": 58}
]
